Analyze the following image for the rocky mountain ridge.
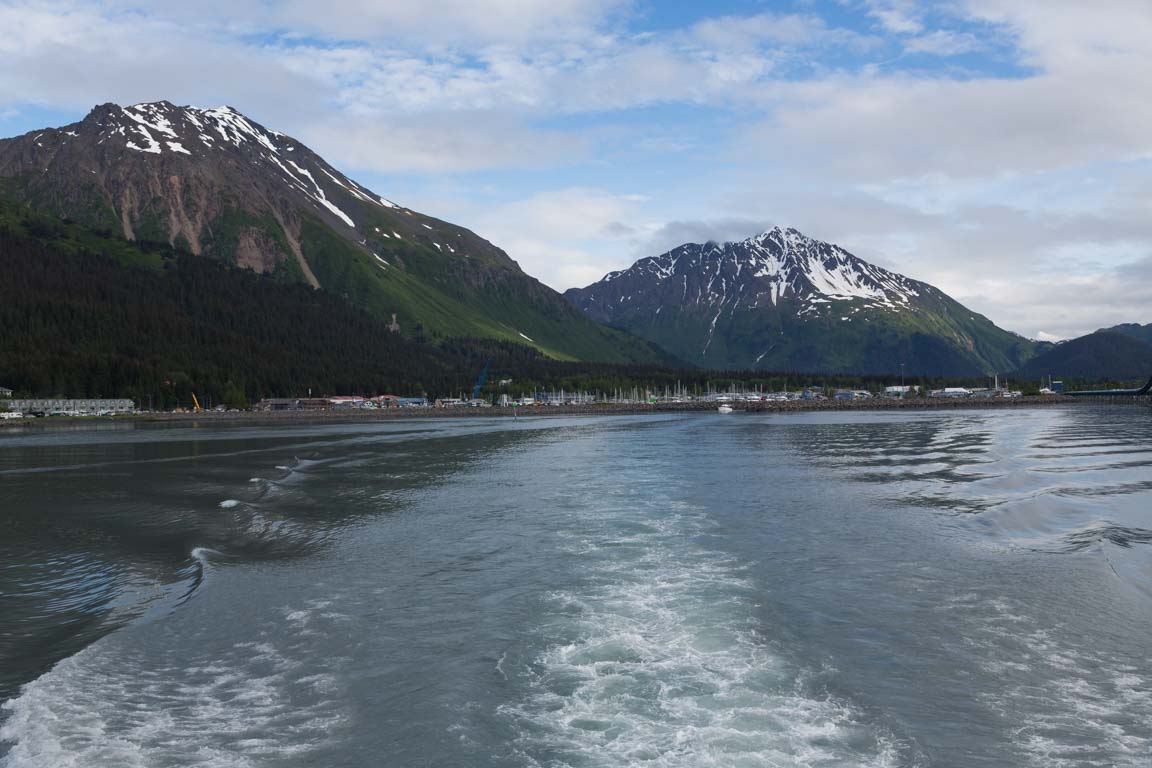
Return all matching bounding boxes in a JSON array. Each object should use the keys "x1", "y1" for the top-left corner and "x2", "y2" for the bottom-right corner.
[
  {"x1": 566, "y1": 227, "x2": 1042, "y2": 375},
  {"x1": 0, "y1": 101, "x2": 666, "y2": 364}
]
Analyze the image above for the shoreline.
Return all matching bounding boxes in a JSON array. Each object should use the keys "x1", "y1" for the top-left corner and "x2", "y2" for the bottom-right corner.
[{"x1": 4, "y1": 394, "x2": 1146, "y2": 431}]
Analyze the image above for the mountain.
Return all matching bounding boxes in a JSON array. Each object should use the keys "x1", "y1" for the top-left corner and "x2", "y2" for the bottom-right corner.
[
  {"x1": 565, "y1": 227, "x2": 1041, "y2": 376},
  {"x1": 1012, "y1": 330, "x2": 1152, "y2": 381},
  {"x1": 0, "y1": 212, "x2": 469, "y2": 406},
  {"x1": 1102, "y1": 323, "x2": 1152, "y2": 347},
  {"x1": 0, "y1": 101, "x2": 666, "y2": 364},
  {"x1": 0, "y1": 200, "x2": 701, "y2": 405},
  {"x1": 4, "y1": 201, "x2": 905, "y2": 406}
]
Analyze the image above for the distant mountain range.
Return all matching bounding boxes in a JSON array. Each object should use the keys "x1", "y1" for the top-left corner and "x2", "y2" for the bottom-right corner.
[
  {"x1": 5, "y1": 100, "x2": 1146, "y2": 385},
  {"x1": 1103, "y1": 323, "x2": 1152, "y2": 347},
  {"x1": 1013, "y1": 327, "x2": 1152, "y2": 382},
  {"x1": 1014, "y1": 327, "x2": 1152, "y2": 381},
  {"x1": 566, "y1": 228, "x2": 1043, "y2": 376},
  {"x1": 0, "y1": 101, "x2": 666, "y2": 365}
]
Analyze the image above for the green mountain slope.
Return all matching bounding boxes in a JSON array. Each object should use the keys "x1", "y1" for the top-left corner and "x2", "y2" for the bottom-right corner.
[
  {"x1": 0, "y1": 203, "x2": 559, "y2": 404},
  {"x1": 0, "y1": 101, "x2": 667, "y2": 365},
  {"x1": 3, "y1": 199, "x2": 1044, "y2": 403},
  {"x1": 1012, "y1": 331, "x2": 1152, "y2": 381},
  {"x1": 1102, "y1": 323, "x2": 1152, "y2": 347}
]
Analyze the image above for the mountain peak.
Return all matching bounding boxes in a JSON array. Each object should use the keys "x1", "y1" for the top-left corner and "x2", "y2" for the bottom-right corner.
[
  {"x1": 81, "y1": 100, "x2": 284, "y2": 158},
  {"x1": 745, "y1": 225, "x2": 813, "y2": 246},
  {"x1": 565, "y1": 228, "x2": 1043, "y2": 373},
  {"x1": 127, "y1": 99, "x2": 177, "y2": 110},
  {"x1": 0, "y1": 100, "x2": 671, "y2": 365},
  {"x1": 619, "y1": 227, "x2": 919, "y2": 309},
  {"x1": 38, "y1": 99, "x2": 408, "y2": 234},
  {"x1": 697, "y1": 225, "x2": 804, "y2": 250},
  {"x1": 0, "y1": 99, "x2": 491, "y2": 273}
]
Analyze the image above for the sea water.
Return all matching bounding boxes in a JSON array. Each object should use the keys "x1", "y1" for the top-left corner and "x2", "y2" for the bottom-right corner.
[{"x1": 1, "y1": 408, "x2": 1150, "y2": 766}]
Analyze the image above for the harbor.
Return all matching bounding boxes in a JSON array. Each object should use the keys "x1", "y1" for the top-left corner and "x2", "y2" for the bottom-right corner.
[{"x1": 3, "y1": 392, "x2": 1132, "y2": 431}]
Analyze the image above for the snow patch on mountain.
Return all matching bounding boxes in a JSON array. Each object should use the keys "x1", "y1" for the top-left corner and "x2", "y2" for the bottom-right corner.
[
  {"x1": 593, "y1": 227, "x2": 919, "y2": 314},
  {"x1": 93, "y1": 102, "x2": 402, "y2": 231}
]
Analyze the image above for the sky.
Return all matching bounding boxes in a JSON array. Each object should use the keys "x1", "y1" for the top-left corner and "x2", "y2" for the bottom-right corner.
[{"x1": 1, "y1": 0, "x2": 1150, "y2": 341}]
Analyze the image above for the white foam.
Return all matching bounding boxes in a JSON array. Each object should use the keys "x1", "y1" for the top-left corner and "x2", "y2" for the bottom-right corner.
[
  {"x1": 218, "y1": 499, "x2": 240, "y2": 509},
  {"x1": 0, "y1": 632, "x2": 343, "y2": 767},
  {"x1": 942, "y1": 593, "x2": 1152, "y2": 766},
  {"x1": 190, "y1": 547, "x2": 226, "y2": 566},
  {"x1": 500, "y1": 499, "x2": 899, "y2": 766}
]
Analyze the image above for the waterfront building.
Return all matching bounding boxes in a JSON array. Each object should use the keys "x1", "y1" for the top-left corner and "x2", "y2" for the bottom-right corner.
[
  {"x1": 4, "y1": 398, "x2": 134, "y2": 415},
  {"x1": 932, "y1": 387, "x2": 972, "y2": 398}
]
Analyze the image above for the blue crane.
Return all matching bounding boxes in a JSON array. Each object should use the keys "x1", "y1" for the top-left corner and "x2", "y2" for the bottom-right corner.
[{"x1": 472, "y1": 357, "x2": 492, "y2": 400}]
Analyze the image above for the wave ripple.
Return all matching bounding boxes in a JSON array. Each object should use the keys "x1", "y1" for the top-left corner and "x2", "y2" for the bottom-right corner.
[
  {"x1": 1, "y1": 622, "x2": 342, "y2": 768},
  {"x1": 502, "y1": 497, "x2": 905, "y2": 767}
]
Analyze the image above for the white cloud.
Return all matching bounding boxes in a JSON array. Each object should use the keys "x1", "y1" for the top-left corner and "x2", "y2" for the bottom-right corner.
[
  {"x1": 636, "y1": 218, "x2": 775, "y2": 258},
  {"x1": 904, "y1": 30, "x2": 984, "y2": 56},
  {"x1": 960, "y1": 0, "x2": 1152, "y2": 71},
  {"x1": 302, "y1": 112, "x2": 589, "y2": 174},
  {"x1": 683, "y1": 0, "x2": 1152, "y2": 337},
  {"x1": 0, "y1": 0, "x2": 1150, "y2": 341},
  {"x1": 0, "y1": 4, "x2": 326, "y2": 122},
  {"x1": 108, "y1": 0, "x2": 634, "y2": 48},
  {"x1": 438, "y1": 187, "x2": 655, "y2": 289},
  {"x1": 688, "y1": 12, "x2": 873, "y2": 52},
  {"x1": 746, "y1": 66, "x2": 1152, "y2": 181},
  {"x1": 954, "y1": 265, "x2": 1152, "y2": 342},
  {"x1": 860, "y1": 0, "x2": 924, "y2": 34}
]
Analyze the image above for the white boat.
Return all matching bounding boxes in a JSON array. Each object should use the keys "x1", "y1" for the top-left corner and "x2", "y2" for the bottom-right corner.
[{"x1": 717, "y1": 404, "x2": 734, "y2": 414}]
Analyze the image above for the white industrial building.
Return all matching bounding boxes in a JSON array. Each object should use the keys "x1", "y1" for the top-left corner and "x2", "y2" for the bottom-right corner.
[{"x1": 2, "y1": 398, "x2": 135, "y2": 415}]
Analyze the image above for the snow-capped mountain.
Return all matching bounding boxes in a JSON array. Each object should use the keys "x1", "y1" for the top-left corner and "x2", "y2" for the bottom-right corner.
[
  {"x1": 0, "y1": 101, "x2": 665, "y2": 364},
  {"x1": 565, "y1": 227, "x2": 1041, "y2": 375},
  {"x1": 0, "y1": 101, "x2": 502, "y2": 279},
  {"x1": 110, "y1": 102, "x2": 396, "y2": 226}
]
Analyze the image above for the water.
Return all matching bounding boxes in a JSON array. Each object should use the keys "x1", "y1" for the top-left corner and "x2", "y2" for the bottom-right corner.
[{"x1": 1, "y1": 407, "x2": 1150, "y2": 767}]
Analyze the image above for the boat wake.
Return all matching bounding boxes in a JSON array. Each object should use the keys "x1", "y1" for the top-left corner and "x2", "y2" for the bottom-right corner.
[
  {"x1": 500, "y1": 489, "x2": 909, "y2": 767},
  {"x1": 0, "y1": 627, "x2": 344, "y2": 768},
  {"x1": 1, "y1": 458, "x2": 346, "y2": 768},
  {"x1": 938, "y1": 592, "x2": 1152, "y2": 766}
]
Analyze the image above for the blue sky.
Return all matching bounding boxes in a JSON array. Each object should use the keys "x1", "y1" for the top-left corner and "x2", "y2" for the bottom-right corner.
[{"x1": 2, "y1": 0, "x2": 1150, "y2": 340}]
